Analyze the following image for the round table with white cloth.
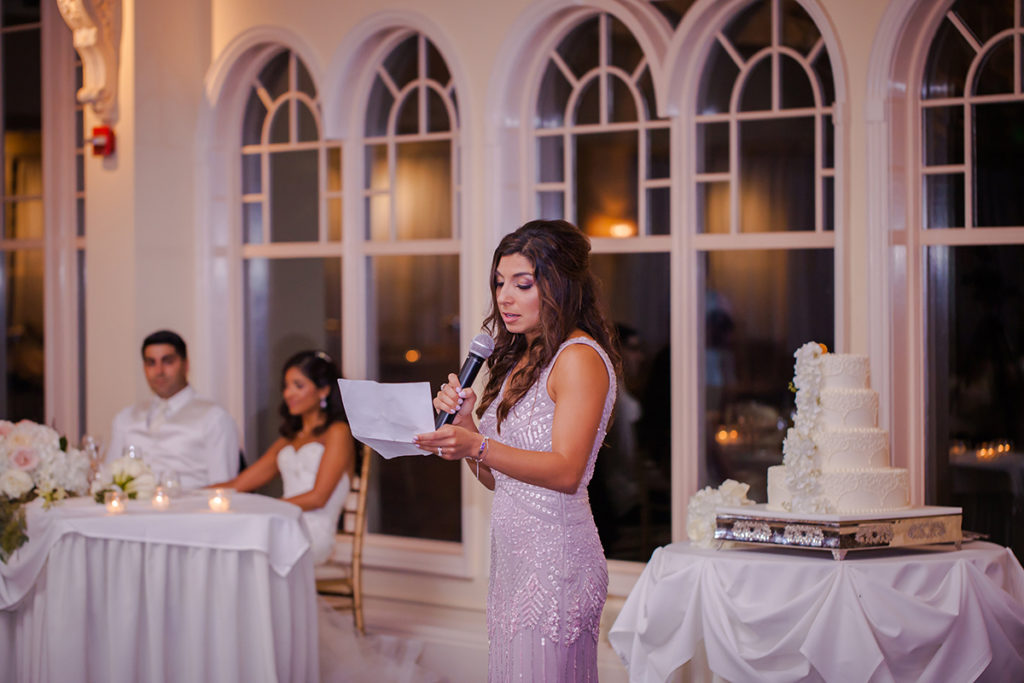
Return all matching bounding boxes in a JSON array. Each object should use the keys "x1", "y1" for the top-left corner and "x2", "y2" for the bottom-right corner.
[
  {"x1": 609, "y1": 540, "x2": 1024, "y2": 683},
  {"x1": 0, "y1": 492, "x2": 317, "y2": 683}
]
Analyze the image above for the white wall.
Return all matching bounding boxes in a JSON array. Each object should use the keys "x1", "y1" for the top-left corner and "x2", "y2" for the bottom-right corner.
[{"x1": 84, "y1": 0, "x2": 212, "y2": 425}]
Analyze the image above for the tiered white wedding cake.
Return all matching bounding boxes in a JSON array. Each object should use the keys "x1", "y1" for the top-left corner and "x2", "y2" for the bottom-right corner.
[{"x1": 766, "y1": 342, "x2": 910, "y2": 515}]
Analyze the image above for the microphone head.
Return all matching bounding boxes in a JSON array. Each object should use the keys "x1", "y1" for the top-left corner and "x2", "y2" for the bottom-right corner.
[{"x1": 469, "y1": 332, "x2": 496, "y2": 360}]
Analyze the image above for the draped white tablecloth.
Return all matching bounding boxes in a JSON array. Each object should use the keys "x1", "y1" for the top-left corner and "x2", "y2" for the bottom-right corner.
[
  {"x1": 0, "y1": 492, "x2": 318, "y2": 683},
  {"x1": 609, "y1": 541, "x2": 1024, "y2": 683}
]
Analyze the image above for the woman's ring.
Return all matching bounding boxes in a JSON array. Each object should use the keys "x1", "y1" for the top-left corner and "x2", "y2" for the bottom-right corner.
[{"x1": 437, "y1": 446, "x2": 443, "y2": 456}]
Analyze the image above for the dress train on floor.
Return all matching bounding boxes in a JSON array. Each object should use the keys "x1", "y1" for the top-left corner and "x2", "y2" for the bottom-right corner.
[{"x1": 317, "y1": 599, "x2": 447, "y2": 683}]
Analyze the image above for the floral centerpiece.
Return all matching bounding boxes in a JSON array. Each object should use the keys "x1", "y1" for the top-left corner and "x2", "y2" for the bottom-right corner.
[
  {"x1": 90, "y1": 456, "x2": 156, "y2": 503},
  {"x1": 0, "y1": 420, "x2": 91, "y2": 562},
  {"x1": 685, "y1": 479, "x2": 754, "y2": 548}
]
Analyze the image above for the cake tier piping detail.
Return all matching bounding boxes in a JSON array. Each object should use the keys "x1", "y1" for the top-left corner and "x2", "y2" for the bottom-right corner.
[{"x1": 767, "y1": 465, "x2": 909, "y2": 514}]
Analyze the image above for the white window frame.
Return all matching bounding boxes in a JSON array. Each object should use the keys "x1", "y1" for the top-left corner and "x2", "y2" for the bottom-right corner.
[
  {"x1": 204, "y1": 25, "x2": 481, "y2": 582},
  {"x1": 674, "y1": 0, "x2": 847, "y2": 560},
  {"x1": 9, "y1": 3, "x2": 83, "y2": 438},
  {"x1": 237, "y1": 48, "x2": 346, "y2": 471},
  {"x1": 490, "y1": 0, "x2": 847, "y2": 595},
  {"x1": 879, "y1": 0, "x2": 1024, "y2": 505},
  {"x1": 240, "y1": 50, "x2": 341, "y2": 254},
  {"x1": 526, "y1": 12, "x2": 672, "y2": 242},
  {"x1": 354, "y1": 30, "x2": 468, "y2": 571},
  {"x1": 523, "y1": 10, "x2": 672, "y2": 584},
  {"x1": 236, "y1": 44, "x2": 475, "y2": 576}
]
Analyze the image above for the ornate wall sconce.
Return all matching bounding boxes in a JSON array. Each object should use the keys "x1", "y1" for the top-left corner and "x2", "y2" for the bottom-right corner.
[{"x1": 57, "y1": 0, "x2": 122, "y2": 130}]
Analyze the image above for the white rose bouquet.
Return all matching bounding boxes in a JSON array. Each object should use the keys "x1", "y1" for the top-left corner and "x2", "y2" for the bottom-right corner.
[
  {"x1": 685, "y1": 479, "x2": 755, "y2": 548},
  {"x1": 91, "y1": 455, "x2": 156, "y2": 503},
  {"x1": 0, "y1": 419, "x2": 91, "y2": 562}
]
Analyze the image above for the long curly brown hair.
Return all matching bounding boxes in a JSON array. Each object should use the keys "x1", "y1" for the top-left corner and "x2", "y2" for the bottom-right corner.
[{"x1": 476, "y1": 220, "x2": 621, "y2": 431}]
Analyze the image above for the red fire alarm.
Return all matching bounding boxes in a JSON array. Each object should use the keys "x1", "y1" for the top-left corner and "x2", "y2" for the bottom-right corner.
[{"x1": 89, "y1": 126, "x2": 116, "y2": 157}]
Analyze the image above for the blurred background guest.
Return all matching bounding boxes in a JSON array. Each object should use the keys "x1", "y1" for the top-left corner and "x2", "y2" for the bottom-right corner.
[{"x1": 106, "y1": 330, "x2": 240, "y2": 489}]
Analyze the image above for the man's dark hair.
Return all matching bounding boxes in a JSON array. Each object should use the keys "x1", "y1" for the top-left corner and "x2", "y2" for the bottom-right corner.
[{"x1": 141, "y1": 330, "x2": 188, "y2": 360}]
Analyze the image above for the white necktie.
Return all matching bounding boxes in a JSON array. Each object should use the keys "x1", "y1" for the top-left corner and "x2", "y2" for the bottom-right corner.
[{"x1": 149, "y1": 400, "x2": 169, "y2": 433}]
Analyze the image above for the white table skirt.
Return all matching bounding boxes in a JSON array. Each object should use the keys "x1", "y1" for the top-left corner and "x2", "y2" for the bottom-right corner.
[
  {"x1": 609, "y1": 541, "x2": 1024, "y2": 683},
  {"x1": 0, "y1": 493, "x2": 317, "y2": 683}
]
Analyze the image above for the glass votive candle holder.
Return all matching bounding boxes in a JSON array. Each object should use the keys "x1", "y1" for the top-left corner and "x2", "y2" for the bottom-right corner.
[
  {"x1": 208, "y1": 488, "x2": 231, "y2": 513},
  {"x1": 152, "y1": 486, "x2": 170, "y2": 510},
  {"x1": 104, "y1": 490, "x2": 126, "y2": 514}
]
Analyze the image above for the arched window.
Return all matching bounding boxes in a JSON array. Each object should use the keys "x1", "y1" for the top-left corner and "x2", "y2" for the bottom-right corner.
[
  {"x1": 239, "y1": 50, "x2": 344, "y2": 469},
  {"x1": 695, "y1": 0, "x2": 837, "y2": 503},
  {"x1": 362, "y1": 33, "x2": 462, "y2": 542},
  {"x1": 531, "y1": 12, "x2": 671, "y2": 561},
  {"x1": 919, "y1": 0, "x2": 1024, "y2": 555}
]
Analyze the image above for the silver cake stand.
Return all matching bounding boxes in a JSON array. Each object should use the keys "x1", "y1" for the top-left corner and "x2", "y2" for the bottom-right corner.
[{"x1": 714, "y1": 504, "x2": 964, "y2": 560}]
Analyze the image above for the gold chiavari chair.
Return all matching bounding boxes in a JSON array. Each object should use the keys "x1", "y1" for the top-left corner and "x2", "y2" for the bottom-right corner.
[{"x1": 315, "y1": 442, "x2": 373, "y2": 634}]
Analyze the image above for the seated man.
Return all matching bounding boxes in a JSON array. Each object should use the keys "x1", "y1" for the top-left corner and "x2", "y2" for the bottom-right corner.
[{"x1": 107, "y1": 330, "x2": 240, "y2": 489}]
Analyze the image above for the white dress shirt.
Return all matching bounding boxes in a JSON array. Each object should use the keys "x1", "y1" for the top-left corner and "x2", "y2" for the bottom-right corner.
[{"x1": 106, "y1": 385, "x2": 240, "y2": 490}]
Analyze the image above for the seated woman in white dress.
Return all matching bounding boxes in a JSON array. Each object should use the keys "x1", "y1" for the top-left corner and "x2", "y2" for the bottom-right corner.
[
  {"x1": 218, "y1": 350, "x2": 353, "y2": 565},
  {"x1": 218, "y1": 351, "x2": 442, "y2": 682}
]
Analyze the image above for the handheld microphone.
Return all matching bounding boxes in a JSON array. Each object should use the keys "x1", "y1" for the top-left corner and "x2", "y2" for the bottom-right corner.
[{"x1": 435, "y1": 332, "x2": 495, "y2": 429}]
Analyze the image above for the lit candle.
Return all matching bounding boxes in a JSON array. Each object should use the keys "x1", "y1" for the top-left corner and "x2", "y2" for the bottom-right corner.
[
  {"x1": 208, "y1": 488, "x2": 231, "y2": 513},
  {"x1": 152, "y1": 487, "x2": 170, "y2": 510},
  {"x1": 105, "y1": 490, "x2": 125, "y2": 514}
]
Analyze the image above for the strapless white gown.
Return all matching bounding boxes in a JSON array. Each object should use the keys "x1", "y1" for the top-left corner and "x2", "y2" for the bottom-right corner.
[
  {"x1": 277, "y1": 441, "x2": 444, "y2": 682},
  {"x1": 278, "y1": 442, "x2": 350, "y2": 565}
]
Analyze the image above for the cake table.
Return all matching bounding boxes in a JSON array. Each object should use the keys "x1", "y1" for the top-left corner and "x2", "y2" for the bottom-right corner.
[{"x1": 609, "y1": 540, "x2": 1024, "y2": 683}]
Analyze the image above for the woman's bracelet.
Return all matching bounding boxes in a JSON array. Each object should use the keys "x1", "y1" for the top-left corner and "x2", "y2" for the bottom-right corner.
[{"x1": 470, "y1": 436, "x2": 489, "y2": 478}]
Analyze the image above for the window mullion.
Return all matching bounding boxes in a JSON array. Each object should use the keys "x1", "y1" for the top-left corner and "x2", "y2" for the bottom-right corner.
[
  {"x1": 599, "y1": 14, "x2": 609, "y2": 126},
  {"x1": 388, "y1": 140, "x2": 397, "y2": 241},
  {"x1": 963, "y1": 100, "x2": 973, "y2": 229},
  {"x1": 815, "y1": 115, "x2": 823, "y2": 233},
  {"x1": 729, "y1": 117, "x2": 739, "y2": 235},
  {"x1": 638, "y1": 129, "x2": 647, "y2": 236},
  {"x1": 771, "y1": 0, "x2": 780, "y2": 112}
]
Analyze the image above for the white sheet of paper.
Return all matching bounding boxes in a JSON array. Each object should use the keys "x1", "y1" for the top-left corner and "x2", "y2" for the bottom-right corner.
[{"x1": 337, "y1": 378, "x2": 435, "y2": 459}]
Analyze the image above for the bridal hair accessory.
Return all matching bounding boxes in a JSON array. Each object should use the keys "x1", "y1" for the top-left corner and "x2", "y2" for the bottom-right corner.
[{"x1": 315, "y1": 351, "x2": 333, "y2": 363}]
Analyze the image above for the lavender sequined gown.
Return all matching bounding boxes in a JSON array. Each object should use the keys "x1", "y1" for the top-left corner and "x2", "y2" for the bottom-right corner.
[{"x1": 478, "y1": 338, "x2": 616, "y2": 682}]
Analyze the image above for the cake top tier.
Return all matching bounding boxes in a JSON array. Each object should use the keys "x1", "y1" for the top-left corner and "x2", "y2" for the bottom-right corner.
[{"x1": 820, "y1": 354, "x2": 870, "y2": 390}]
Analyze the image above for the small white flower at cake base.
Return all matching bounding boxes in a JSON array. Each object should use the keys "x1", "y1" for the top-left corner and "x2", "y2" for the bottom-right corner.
[
  {"x1": 686, "y1": 479, "x2": 754, "y2": 548},
  {"x1": 782, "y1": 342, "x2": 833, "y2": 514},
  {"x1": 91, "y1": 456, "x2": 157, "y2": 504},
  {"x1": 0, "y1": 419, "x2": 91, "y2": 563}
]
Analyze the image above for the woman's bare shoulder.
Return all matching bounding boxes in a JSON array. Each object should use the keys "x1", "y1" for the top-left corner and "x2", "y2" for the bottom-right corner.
[
  {"x1": 557, "y1": 334, "x2": 606, "y2": 366},
  {"x1": 323, "y1": 420, "x2": 353, "y2": 441},
  {"x1": 549, "y1": 337, "x2": 609, "y2": 396}
]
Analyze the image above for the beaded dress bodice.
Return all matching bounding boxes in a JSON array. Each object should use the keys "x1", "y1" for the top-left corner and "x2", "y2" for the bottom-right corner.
[{"x1": 478, "y1": 337, "x2": 615, "y2": 679}]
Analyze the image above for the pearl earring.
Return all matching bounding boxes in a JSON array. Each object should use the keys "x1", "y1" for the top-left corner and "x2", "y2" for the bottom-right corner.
[{"x1": 320, "y1": 397, "x2": 327, "y2": 410}]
